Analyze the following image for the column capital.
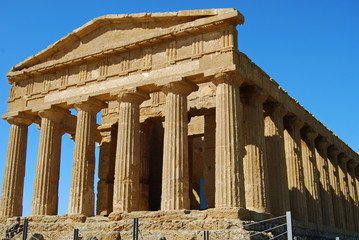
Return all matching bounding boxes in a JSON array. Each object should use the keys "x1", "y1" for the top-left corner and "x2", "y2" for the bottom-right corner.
[
  {"x1": 347, "y1": 160, "x2": 359, "y2": 170},
  {"x1": 264, "y1": 102, "x2": 287, "y2": 117},
  {"x1": 338, "y1": 153, "x2": 350, "y2": 165},
  {"x1": 301, "y1": 127, "x2": 318, "y2": 140},
  {"x1": 114, "y1": 88, "x2": 149, "y2": 105},
  {"x1": 38, "y1": 106, "x2": 68, "y2": 123},
  {"x1": 284, "y1": 116, "x2": 304, "y2": 130},
  {"x1": 161, "y1": 80, "x2": 198, "y2": 96},
  {"x1": 240, "y1": 85, "x2": 267, "y2": 103},
  {"x1": 6, "y1": 115, "x2": 33, "y2": 126},
  {"x1": 315, "y1": 137, "x2": 330, "y2": 150},
  {"x1": 212, "y1": 72, "x2": 244, "y2": 86},
  {"x1": 74, "y1": 97, "x2": 104, "y2": 114},
  {"x1": 328, "y1": 146, "x2": 340, "y2": 159}
]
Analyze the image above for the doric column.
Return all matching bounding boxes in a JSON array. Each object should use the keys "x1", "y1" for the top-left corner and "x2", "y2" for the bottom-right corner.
[
  {"x1": 327, "y1": 146, "x2": 345, "y2": 229},
  {"x1": 301, "y1": 128, "x2": 322, "y2": 224},
  {"x1": 337, "y1": 154, "x2": 354, "y2": 231},
  {"x1": 0, "y1": 116, "x2": 32, "y2": 217},
  {"x1": 68, "y1": 98, "x2": 103, "y2": 218},
  {"x1": 96, "y1": 124, "x2": 116, "y2": 216},
  {"x1": 161, "y1": 80, "x2": 198, "y2": 210},
  {"x1": 112, "y1": 89, "x2": 149, "y2": 213},
  {"x1": 203, "y1": 113, "x2": 215, "y2": 208},
  {"x1": 283, "y1": 116, "x2": 307, "y2": 221},
  {"x1": 241, "y1": 86, "x2": 270, "y2": 213},
  {"x1": 212, "y1": 73, "x2": 244, "y2": 209},
  {"x1": 31, "y1": 107, "x2": 66, "y2": 216},
  {"x1": 347, "y1": 160, "x2": 359, "y2": 231},
  {"x1": 264, "y1": 103, "x2": 290, "y2": 216},
  {"x1": 314, "y1": 138, "x2": 334, "y2": 227},
  {"x1": 139, "y1": 121, "x2": 153, "y2": 211}
]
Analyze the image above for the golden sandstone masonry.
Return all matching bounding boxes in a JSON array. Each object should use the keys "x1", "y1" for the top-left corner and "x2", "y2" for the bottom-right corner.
[{"x1": 1, "y1": 8, "x2": 359, "y2": 238}]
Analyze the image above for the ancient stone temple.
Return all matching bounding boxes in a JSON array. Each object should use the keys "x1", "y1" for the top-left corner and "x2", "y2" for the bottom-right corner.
[{"x1": 1, "y1": 8, "x2": 358, "y2": 238}]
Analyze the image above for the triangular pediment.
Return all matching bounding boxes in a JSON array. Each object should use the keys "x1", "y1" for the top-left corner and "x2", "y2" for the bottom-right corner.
[{"x1": 8, "y1": 8, "x2": 243, "y2": 80}]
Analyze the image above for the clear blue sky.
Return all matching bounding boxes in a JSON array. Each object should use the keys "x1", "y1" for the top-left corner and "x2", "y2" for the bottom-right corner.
[{"x1": 0, "y1": 0, "x2": 358, "y2": 217}]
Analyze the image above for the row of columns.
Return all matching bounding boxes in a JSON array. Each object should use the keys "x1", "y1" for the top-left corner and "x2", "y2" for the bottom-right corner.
[
  {"x1": 211, "y1": 72, "x2": 359, "y2": 232},
  {"x1": 0, "y1": 79, "x2": 199, "y2": 217},
  {"x1": 282, "y1": 117, "x2": 359, "y2": 231},
  {"x1": 0, "y1": 72, "x2": 358, "y2": 234}
]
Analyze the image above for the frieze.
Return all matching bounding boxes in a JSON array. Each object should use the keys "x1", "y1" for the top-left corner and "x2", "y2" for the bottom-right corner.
[
  {"x1": 222, "y1": 28, "x2": 232, "y2": 48},
  {"x1": 26, "y1": 80, "x2": 34, "y2": 96},
  {"x1": 78, "y1": 64, "x2": 88, "y2": 83},
  {"x1": 9, "y1": 84, "x2": 16, "y2": 99},
  {"x1": 59, "y1": 69, "x2": 69, "y2": 89},
  {"x1": 166, "y1": 41, "x2": 177, "y2": 64},
  {"x1": 192, "y1": 34, "x2": 203, "y2": 58},
  {"x1": 42, "y1": 76, "x2": 51, "y2": 94},
  {"x1": 7, "y1": 25, "x2": 240, "y2": 112},
  {"x1": 142, "y1": 48, "x2": 152, "y2": 70},
  {"x1": 119, "y1": 53, "x2": 130, "y2": 74},
  {"x1": 221, "y1": 26, "x2": 237, "y2": 53},
  {"x1": 98, "y1": 58, "x2": 108, "y2": 81}
]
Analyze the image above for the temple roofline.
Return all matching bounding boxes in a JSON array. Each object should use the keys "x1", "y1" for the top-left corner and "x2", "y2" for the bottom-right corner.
[{"x1": 7, "y1": 8, "x2": 244, "y2": 79}]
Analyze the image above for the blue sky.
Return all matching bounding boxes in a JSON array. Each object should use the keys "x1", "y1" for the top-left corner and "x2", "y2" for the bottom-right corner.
[{"x1": 0, "y1": 0, "x2": 358, "y2": 216}]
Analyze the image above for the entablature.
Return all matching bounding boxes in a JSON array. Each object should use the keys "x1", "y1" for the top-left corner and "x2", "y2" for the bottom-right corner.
[
  {"x1": 7, "y1": 9, "x2": 243, "y2": 81},
  {"x1": 237, "y1": 52, "x2": 359, "y2": 164}
]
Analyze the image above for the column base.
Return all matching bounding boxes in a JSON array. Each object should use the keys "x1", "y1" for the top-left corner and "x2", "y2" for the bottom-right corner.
[
  {"x1": 68, "y1": 214, "x2": 87, "y2": 222},
  {"x1": 208, "y1": 207, "x2": 250, "y2": 219}
]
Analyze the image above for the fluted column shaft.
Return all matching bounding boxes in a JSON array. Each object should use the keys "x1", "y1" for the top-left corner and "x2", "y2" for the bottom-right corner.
[
  {"x1": 139, "y1": 121, "x2": 153, "y2": 211},
  {"x1": 347, "y1": 161, "x2": 359, "y2": 231},
  {"x1": 213, "y1": 73, "x2": 244, "y2": 209},
  {"x1": 161, "y1": 81, "x2": 197, "y2": 210},
  {"x1": 113, "y1": 90, "x2": 148, "y2": 212},
  {"x1": 264, "y1": 103, "x2": 290, "y2": 215},
  {"x1": 283, "y1": 117, "x2": 307, "y2": 221},
  {"x1": 0, "y1": 117, "x2": 31, "y2": 217},
  {"x1": 315, "y1": 139, "x2": 335, "y2": 226},
  {"x1": 327, "y1": 147, "x2": 345, "y2": 229},
  {"x1": 241, "y1": 86, "x2": 269, "y2": 213},
  {"x1": 301, "y1": 129, "x2": 322, "y2": 224},
  {"x1": 31, "y1": 109, "x2": 65, "y2": 216},
  {"x1": 68, "y1": 99, "x2": 102, "y2": 217},
  {"x1": 338, "y1": 155, "x2": 354, "y2": 230},
  {"x1": 204, "y1": 113, "x2": 215, "y2": 208},
  {"x1": 97, "y1": 125, "x2": 116, "y2": 216}
]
